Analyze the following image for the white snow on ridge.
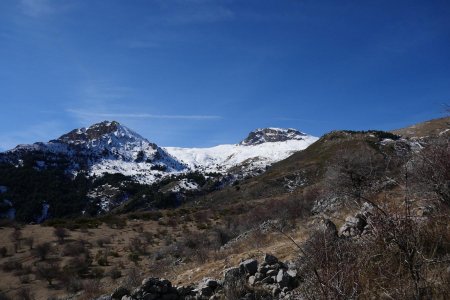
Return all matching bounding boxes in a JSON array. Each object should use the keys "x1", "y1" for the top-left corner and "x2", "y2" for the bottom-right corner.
[
  {"x1": 164, "y1": 136, "x2": 318, "y2": 173},
  {"x1": 2, "y1": 121, "x2": 319, "y2": 184}
]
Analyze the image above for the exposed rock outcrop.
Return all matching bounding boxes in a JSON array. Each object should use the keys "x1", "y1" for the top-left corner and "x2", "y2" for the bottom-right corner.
[{"x1": 97, "y1": 254, "x2": 299, "y2": 300}]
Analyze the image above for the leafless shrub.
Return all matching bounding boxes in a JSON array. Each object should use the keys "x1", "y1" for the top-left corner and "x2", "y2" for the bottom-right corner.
[
  {"x1": 96, "y1": 237, "x2": 111, "y2": 248},
  {"x1": 324, "y1": 146, "x2": 389, "y2": 212},
  {"x1": 10, "y1": 228, "x2": 22, "y2": 253},
  {"x1": 54, "y1": 227, "x2": 69, "y2": 244},
  {"x1": 128, "y1": 237, "x2": 147, "y2": 254},
  {"x1": 15, "y1": 288, "x2": 34, "y2": 300},
  {"x1": 64, "y1": 253, "x2": 92, "y2": 278},
  {"x1": 34, "y1": 242, "x2": 52, "y2": 261},
  {"x1": 411, "y1": 137, "x2": 450, "y2": 206},
  {"x1": 90, "y1": 267, "x2": 105, "y2": 278},
  {"x1": 23, "y1": 237, "x2": 34, "y2": 250},
  {"x1": 62, "y1": 240, "x2": 90, "y2": 257},
  {"x1": 0, "y1": 247, "x2": 7, "y2": 257},
  {"x1": 122, "y1": 267, "x2": 142, "y2": 290},
  {"x1": 35, "y1": 262, "x2": 60, "y2": 286},
  {"x1": 0, "y1": 292, "x2": 10, "y2": 300},
  {"x1": 109, "y1": 267, "x2": 122, "y2": 280},
  {"x1": 2, "y1": 260, "x2": 22, "y2": 272},
  {"x1": 63, "y1": 277, "x2": 83, "y2": 293},
  {"x1": 19, "y1": 274, "x2": 32, "y2": 284},
  {"x1": 140, "y1": 231, "x2": 154, "y2": 244},
  {"x1": 81, "y1": 279, "x2": 104, "y2": 300}
]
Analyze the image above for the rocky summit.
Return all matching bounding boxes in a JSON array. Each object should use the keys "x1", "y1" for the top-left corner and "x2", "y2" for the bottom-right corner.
[{"x1": 239, "y1": 128, "x2": 308, "y2": 146}]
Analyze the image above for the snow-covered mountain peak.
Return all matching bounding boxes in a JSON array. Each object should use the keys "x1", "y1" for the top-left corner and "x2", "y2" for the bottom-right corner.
[
  {"x1": 239, "y1": 127, "x2": 308, "y2": 146},
  {"x1": 2, "y1": 122, "x2": 317, "y2": 184},
  {"x1": 57, "y1": 120, "x2": 151, "y2": 147},
  {"x1": 165, "y1": 128, "x2": 318, "y2": 175}
]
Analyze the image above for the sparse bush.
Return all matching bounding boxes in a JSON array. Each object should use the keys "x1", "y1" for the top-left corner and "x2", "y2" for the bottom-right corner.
[
  {"x1": 109, "y1": 267, "x2": 122, "y2": 280},
  {"x1": 2, "y1": 260, "x2": 22, "y2": 272},
  {"x1": 0, "y1": 291, "x2": 10, "y2": 300},
  {"x1": 101, "y1": 215, "x2": 126, "y2": 229},
  {"x1": 90, "y1": 267, "x2": 105, "y2": 278},
  {"x1": 64, "y1": 254, "x2": 92, "y2": 277},
  {"x1": 412, "y1": 137, "x2": 450, "y2": 206},
  {"x1": 128, "y1": 237, "x2": 147, "y2": 254},
  {"x1": 62, "y1": 240, "x2": 90, "y2": 257},
  {"x1": 23, "y1": 237, "x2": 34, "y2": 250},
  {"x1": 122, "y1": 267, "x2": 142, "y2": 290},
  {"x1": 54, "y1": 227, "x2": 69, "y2": 244},
  {"x1": 96, "y1": 237, "x2": 111, "y2": 248},
  {"x1": 109, "y1": 250, "x2": 120, "y2": 257},
  {"x1": 63, "y1": 277, "x2": 83, "y2": 293},
  {"x1": 128, "y1": 252, "x2": 141, "y2": 265},
  {"x1": 34, "y1": 242, "x2": 51, "y2": 260},
  {"x1": 81, "y1": 279, "x2": 104, "y2": 300},
  {"x1": 10, "y1": 228, "x2": 22, "y2": 253},
  {"x1": 35, "y1": 262, "x2": 60, "y2": 286},
  {"x1": 13, "y1": 264, "x2": 32, "y2": 276},
  {"x1": 19, "y1": 274, "x2": 32, "y2": 284},
  {"x1": 15, "y1": 288, "x2": 34, "y2": 300},
  {"x1": 97, "y1": 254, "x2": 108, "y2": 266}
]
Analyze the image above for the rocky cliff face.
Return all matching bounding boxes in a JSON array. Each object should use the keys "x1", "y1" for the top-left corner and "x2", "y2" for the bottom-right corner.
[{"x1": 239, "y1": 128, "x2": 308, "y2": 146}]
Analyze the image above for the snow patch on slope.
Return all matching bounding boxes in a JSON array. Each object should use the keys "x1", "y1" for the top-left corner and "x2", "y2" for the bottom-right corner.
[{"x1": 165, "y1": 135, "x2": 318, "y2": 174}]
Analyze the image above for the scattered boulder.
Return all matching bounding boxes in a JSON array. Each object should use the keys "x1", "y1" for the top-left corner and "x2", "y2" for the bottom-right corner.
[
  {"x1": 106, "y1": 254, "x2": 298, "y2": 300},
  {"x1": 339, "y1": 203, "x2": 373, "y2": 238},
  {"x1": 111, "y1": 287, "x2": 130, "y2": 300},
  {"x1": 224, "y1": 266, "x2": 244, "y2": 282},
  {"x1": 264, "y1": 253, "x2": 279, "y2": 265},
  {"x1": 239, "y1": 258, "x2": 258, "y2": 275}
]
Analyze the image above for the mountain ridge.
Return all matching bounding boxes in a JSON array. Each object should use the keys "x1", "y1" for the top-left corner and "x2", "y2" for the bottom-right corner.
[{"x1": 1, "y1": 121, "x2": 318, "y2": 182}]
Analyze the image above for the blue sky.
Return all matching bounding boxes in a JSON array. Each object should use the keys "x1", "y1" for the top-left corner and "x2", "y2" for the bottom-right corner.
[{"x1": 0, "y1": 0, "x2": 449, "y2": 150}]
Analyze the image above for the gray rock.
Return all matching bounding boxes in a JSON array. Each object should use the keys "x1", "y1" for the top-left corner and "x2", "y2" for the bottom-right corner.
[
  {"x1": 286, "y1": 270, "x2": 297, "y2": 278},
  {"x1": 248, "y1": 275, "x2": 256, "y2": 285},
  {"x1": 142, "y1": 293, "x2": 158, "y2": 300},
  {"x1": 276, "y1": 270, "x2": 290, "y2": 288},
  {"x1": 121, "y1": 296, "x2": 132, "y2": 300},
  {"x1": 258, "y1": 265, "x2": 269, "y2": 274},
  {"x1": 266, "y1": 269, "x2": 277, "y2": 277},
  {"x1": 111, "y1": 287, "x2": 130, "y2": 300},
  {"x1": 161, "y1": 294, "x2": 178, "y2": 300},
  {"x1": 94, "y1": 295, "x2": 112, "y2": 300},
  {"x1": 239, "y1": 258, "x2": 258, "y2": 275},
  {"x1": 261, "y1": 276, "x2": 274, "y2": 284},
  {"x1": 339, "y1": 216, "x2": 366, "y2": 237},
  {"x1": 272, "y1": 287, "x2": 281, "y2": 297},
  {"x1": 264, "y1": 253, "x2": 279, "y2": 265},
  {"x1": 198, "y1": 286, "x2": 213, "y2": 297},
  {"x1": 205, "y1": 279, "x2": 219, "y2": 289},
  {"x1": 323, "y1": 219, "x2": 338, "y2": 237},
  {"x1": 254, "y1": 272, "x2": 264, "y2": 281},
  {"x1": 176, "y1": 286, "x2": 195, "y2": 297},
  {"x1": 223, "y1": 267, "x2": 243, "y2": 282}
]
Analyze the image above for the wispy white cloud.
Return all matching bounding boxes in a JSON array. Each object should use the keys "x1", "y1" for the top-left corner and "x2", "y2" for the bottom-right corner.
[
  {"x1": 66, "y1": 109, "x2": 222, "y2": 120},
  {"x1": 67, "y1": 81, "x2": 222, "y2": 125}
]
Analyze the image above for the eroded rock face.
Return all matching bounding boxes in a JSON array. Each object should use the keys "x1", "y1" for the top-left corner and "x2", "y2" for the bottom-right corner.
[{"x1": 339, "y1": 202, "x2": 373, "y2": 238}]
